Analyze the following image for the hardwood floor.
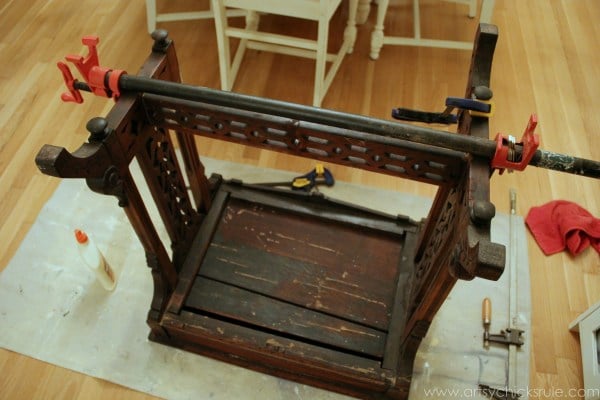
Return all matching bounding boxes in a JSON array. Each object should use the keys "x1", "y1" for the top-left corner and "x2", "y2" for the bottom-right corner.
[{"x1": 0, "y1": 0, "x2": 598, "y2": 398}]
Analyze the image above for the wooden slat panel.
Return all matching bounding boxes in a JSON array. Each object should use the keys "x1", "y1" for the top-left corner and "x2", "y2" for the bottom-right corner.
[
  {"x1": 161, "y1": 310, "x2": 393, "y2": 395},
  {"x1": 215, "y1": 200, "x2": 402, "y2": 274},
  {"x1": 202, "y1": 197, "x2": 404, "y2": 330},
  {"x1": 185, "y1": 277, "x2": 387, "y2": 358},
  {"x1": 226, "y1": 184, "x2": 415, "y2": 236},
  {"x1": 166, "y1": 189, "x2": 229, "y2": 314},
  {"x1": 382, "y1": 231, "x2": 418, "y2": 370},
  {"x1": 202, "y1": 242, "x2": 393, "y2": 330}
]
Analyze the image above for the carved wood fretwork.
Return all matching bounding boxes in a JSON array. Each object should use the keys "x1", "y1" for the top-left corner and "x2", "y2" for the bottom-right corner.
[
  {"x1": 408, "y1": 181, "x2": 466, "y2": 317},
  {"x1": 142, "y1": 95, "x2": 466, "y2": 188},
  {"x1": 137, "y1": 125, "x2": 202, "y2": 269}
]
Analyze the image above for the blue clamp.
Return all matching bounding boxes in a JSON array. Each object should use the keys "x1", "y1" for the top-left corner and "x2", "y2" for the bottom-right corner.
[
  {"x1": 292, "y1": 164, "x2": 335, "y2": 191},
  {"x1": 392, "y1": 86, "x2": 494, "y2": 124}
]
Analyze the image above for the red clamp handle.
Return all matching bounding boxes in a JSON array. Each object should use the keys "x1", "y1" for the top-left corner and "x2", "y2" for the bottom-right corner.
[
  {"x1": 491, "y1": 114, "x2": 540, "y2": 174},
  {"x1": 57, "y1": 61, "x2": 83, "y2": 103},
  {"x1": 58, "y1": 35, "x2": 126, "y2": 103}
]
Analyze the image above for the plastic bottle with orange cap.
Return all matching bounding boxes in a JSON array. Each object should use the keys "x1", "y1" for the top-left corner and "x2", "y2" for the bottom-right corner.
[{"x1": 74, "y1": 229, "x2": 116, "y2": 291}]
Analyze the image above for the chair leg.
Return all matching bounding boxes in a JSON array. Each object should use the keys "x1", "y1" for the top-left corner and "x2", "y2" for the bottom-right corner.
[
  {"x1": 313, "y1": 17, "x2": 329, "y2": 107},
  {"x1": 480, "y1": 0, "x2": 495, "y2": 23},
  {"x1": 413, "y1": 0, "x2": 421, "y2": 40},
  {"x1": 211, "y1": 0, "x2": 232, "y2": 91},
  {"x1": 469, "y1": 0, "x2": 477, "y2": 18},
  {"x1": 230, "y1": 11, "x2": 259, "y2": 86},
  {"x1": 345, "y1": 0, "x2": 359, "y2": 54},
  {"x1": 443, "y1": 0, "x2": 477, "y2": 18},
  {"x1": 357, "y1": 0, "x2": 371, "y2": 24},
  {"x1": 145, "y1": 0, "x2": 157, "y2": 34},
  {"x1": 370, "y1": 0, "x2": 389, "y2": 60}
]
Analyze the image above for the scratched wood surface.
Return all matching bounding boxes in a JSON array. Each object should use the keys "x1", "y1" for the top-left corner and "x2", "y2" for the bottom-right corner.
[
  {"x1": 160, "y1": 309, "x2": 390, "y2": 394},
  {"x1": 183, "y1": 194, "x2": 404, "y2": 360},
  {"x1": 164, "y1": 185, "x2": 411, "y2": 398},
  {"x1": 201, "y1": 197, "x2": 402, "y2": 327},
  {"x1": 1, "y1": 0, "x2": 599, "y2": 399}
]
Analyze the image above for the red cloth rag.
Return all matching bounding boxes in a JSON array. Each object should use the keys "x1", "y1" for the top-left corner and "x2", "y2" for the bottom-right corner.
[{"x1": 525, "y1": 200, "x2": 600, "y2": 256}]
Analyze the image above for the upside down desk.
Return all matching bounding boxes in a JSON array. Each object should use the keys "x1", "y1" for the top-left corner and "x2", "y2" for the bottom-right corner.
[
  {"x1": 0, "y1": 157, "x2": 530, "y2": 399},
  {"x1": 35, "y1": 25, "x2": 507, "y2": 399}
]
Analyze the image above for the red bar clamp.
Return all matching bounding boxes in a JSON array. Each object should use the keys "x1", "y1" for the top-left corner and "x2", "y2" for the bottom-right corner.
[
  {"x1": 57, "y1": 61, "x2": 83, "y2": 103},
  {"x1": 57, "y1": 35, "x2": 126, "y2": 103},
  {"x1": 491, "y1": 114, "x2": 540, "y2": 174}
]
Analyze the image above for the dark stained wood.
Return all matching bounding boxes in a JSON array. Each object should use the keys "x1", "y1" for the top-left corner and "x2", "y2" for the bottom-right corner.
[
  {"x1": 381, "y1": 230, "x2": 418, "y2": 371},
  {"x1": 186, "y1": 277, "x2": 387, "y2": 358},
  {"x1": 141, "y1": 94, "x2": 468, "y2": 188},
  {"x1": 198, "y1": 196, "x2": 404, "y2": 330},
  {"x1": 160, "y1": 310, "x2": 393, "y2": 398},
  {"x1": 166, "y1": 189, "x2": 229, "y2": 314},
  {"x1": 162, "y1": 39, "x2": 213, "y2": 213},
  {"x1": 34, "y1": 25, "x2": 503, "y2": 400},
  {"x1": 401, "y1": 24, "x2": 505, "y2": 351},
  {"x1": 226, "y1": 183, "x2": 415, "y2": 236}
]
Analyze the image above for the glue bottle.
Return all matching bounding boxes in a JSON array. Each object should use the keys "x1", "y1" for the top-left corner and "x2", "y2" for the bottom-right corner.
[{"x1": 74, "y1": 229, "x2": 116, "y2": 291}]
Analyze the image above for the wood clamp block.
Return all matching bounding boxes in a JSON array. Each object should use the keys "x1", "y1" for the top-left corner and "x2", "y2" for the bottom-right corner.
[{"x1": 482, "y1": 297, "x2": 525, "y2": 348}]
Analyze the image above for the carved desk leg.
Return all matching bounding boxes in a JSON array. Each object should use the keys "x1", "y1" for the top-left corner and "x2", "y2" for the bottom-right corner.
[{"x1": 389, "y1": 24, "x2": 506, "y2": 396}]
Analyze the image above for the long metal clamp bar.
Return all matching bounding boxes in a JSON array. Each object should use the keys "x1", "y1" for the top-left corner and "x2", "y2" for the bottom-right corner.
[{"x1": 59, "y1": 34, "x2": 600, "y2": 179}]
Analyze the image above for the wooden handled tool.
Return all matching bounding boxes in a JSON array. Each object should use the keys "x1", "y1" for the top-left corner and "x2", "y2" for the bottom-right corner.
[{"x1": 483, "y1": 297, "x2": 491, "y2": 348}]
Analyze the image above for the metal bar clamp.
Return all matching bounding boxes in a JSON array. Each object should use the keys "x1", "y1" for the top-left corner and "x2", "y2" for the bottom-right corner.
[
  {"x1": 57, "y1": 36, "x2": 126, "y2": 103},
  {"x1": 492, "y1": 114, "x2": 540, "y2": 174}
]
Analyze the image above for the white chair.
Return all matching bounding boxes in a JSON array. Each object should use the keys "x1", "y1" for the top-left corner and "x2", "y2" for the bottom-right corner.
[
  {"x1": 569, "y1": 300, "x2": 600, "y2": 399},
  {"x1": 210, "y1": 0, "x2": 359, "y2": 107},
  {"x1": 369, "y1": 0, "x2": 495, "y2": 59},
  {"x1": 145, "y1": 0, "x2": 245, "y2": 34}
]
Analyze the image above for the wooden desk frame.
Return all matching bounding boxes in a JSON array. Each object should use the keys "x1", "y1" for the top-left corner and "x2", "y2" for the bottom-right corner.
[{"x1": 36, "y1": 24, "x2": 504, "y2": 399}]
